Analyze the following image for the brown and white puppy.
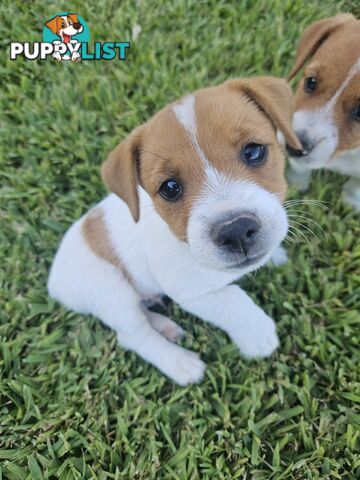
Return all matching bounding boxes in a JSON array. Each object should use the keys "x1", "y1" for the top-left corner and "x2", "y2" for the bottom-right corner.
[
  {"x1": 287, "y1": 14, "x2": 360, "y2": 210},
  {"x1": 48, "y1": 77, "x2": 301, "y2": 385}
]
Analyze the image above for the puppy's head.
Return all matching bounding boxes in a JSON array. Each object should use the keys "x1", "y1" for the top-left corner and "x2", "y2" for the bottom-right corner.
[
  {"x1": 102, "y1": 77, "x2": 300, "y2": 273},
  {"x1": 45, "y1": 14, "x2": 83, "y2": 39},
  {"x1": 287, "y1": 14, "x2": 360, "y2": 169}
]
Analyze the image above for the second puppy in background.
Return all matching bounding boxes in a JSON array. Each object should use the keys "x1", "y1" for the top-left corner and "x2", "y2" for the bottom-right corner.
[{"x1": 287, "y1": 14, "x2": 360, "y2": 211}]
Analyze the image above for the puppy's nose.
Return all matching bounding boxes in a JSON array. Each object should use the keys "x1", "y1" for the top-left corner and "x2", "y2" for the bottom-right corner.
[
  {"x1": 73, "y1": 22, "x2": 82, "y2": 30},
  {"x1": 286, "y1": 129, "x2": 314, "y2": 157},
  {"x1": 212, "y1": 215, "x2": 260, "y2": 255}
]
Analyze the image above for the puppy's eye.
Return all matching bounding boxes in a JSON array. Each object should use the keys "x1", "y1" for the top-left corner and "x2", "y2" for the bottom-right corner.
[
  {"x1": 61, "y1": 22, "x2": 66, "y2": 27},
  {"x1": 304, "y1": 77, "x2": 317, "y2": 93},
  {"x1": 241, "y1": 143, "x2": 267, "y2": 166},
  {"x1": 159, "y1": 179, "x2": 183, "y2": 202},
  {"x1": 352, "y1": 105, "x2": 360, "y2": 122}
]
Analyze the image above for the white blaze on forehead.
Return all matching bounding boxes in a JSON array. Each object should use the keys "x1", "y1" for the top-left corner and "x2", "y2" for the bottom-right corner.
[
  {"x1": 172, "y1": 94, "x2": 212, "y2": 169},
  {"x1": 319, "y1": 56, "x2": 360, "y2": 118}
]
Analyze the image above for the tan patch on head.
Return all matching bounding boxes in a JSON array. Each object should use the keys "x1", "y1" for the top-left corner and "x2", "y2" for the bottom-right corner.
[
  {"x1": 102, "y1": 77, "x2": 297, "y2": 241},
  {"x1": 67, "y1": 13, "x2": 79, "y2": 25},
  {"x1": 335, "y1": 76, "x2": 360, "y2": 153},
  {"x1": 45, "y1": 16, "x2": 62, "y2": 35},
  {"x1": 291, "y1": 14, "x2": 360, "y2": 155},
  {"x1": 139, "y1": 78, "x2": 296, "y2": 240},
  {"x1": 82, "y1": 208, "x2": 133, "y2": 284},
  {"x1": 138, "y1": 108, "x2": 206, "y2": 241},
  {"x1": 195, "y1": 83, "x2": 288, "y2": 196}
]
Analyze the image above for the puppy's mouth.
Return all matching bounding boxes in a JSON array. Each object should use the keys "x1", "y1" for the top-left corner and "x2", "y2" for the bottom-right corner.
[
  {"x1": 62, "y1": 33, "x2": 71, "y2": 43},
  {"x1": 225, "y1": 251, "x2": 267, "y2": 270}
]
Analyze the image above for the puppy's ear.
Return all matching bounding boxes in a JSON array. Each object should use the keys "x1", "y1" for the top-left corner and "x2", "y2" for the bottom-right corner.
[
  {"x1": 68, "y1": 13, "x2": 79, "y2": 24},
  {"x1": 45, "y1": 16, "x2": 61, "y2": 34},
  {"x1": 287, "y1": 14, "x2": 356, "y2": 81},
  {"x1": 227, "y1": 76, "x2": 302, "y2": 151},
  {"x1": 102, "y1": 128, "x2": 143, "y2": 222}
]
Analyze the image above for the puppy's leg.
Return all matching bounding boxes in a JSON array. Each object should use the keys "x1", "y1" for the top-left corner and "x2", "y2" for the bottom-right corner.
[
  {"x1": 269, "y1": 246, "x2": 289, "y2": 266},
  {"x1": 48, "y1": 222, "x2": 204, "y2": 385},
  {"x1": 287, "y1": 160, "x2": 312, "y2": 192},
  {"x1": 141, "y1": 294, "x2": 167, "y2": 309},
  {"x1": 117, "y1": 304, "x2": 203, "y2": 385},
  {"x1": 178, "y1": 285, "x2": 279, "y2": 359},
  {"x1": 342, "y1": 178, "x2": 360, "y2": 211},
  {"x1": 147, "y1": 311, "x2": 184, "y2": 343}
]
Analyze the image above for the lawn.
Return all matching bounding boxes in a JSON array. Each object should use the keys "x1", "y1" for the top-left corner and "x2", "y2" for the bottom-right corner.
[{"x1": 1, "y1": 0, "x2": 359, "y2": 478}]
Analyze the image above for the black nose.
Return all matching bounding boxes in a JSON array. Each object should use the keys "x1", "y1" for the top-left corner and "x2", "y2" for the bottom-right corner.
[
  {"x1": 212, "y1": 216, "x2": 261, "y2": 255},
  {"x1": 286, "y1": 129, "x2": 314, "y2": 157},
  {"x1": 73, "y1": 22, "x2": 82, "y2": 30}
]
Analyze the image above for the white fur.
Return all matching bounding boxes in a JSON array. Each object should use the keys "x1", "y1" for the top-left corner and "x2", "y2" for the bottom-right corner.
[
  {"x1": 292, "y1": 109, "x2": 338, "y2": 169},
  {"x1": 172, "y1": 95, "x2": 212, "y2": 169},
  {"x1": 187, "y1": 173, "x2": 288, "y2": 272},
  {"x1": 48, "y1": 188, "x2": 283, "y2": 384},
  {"x1": 276, "y1": 130, "x2": 286, "y2": 148},
  {"x1": 328, "y1": 147, "x2": 360, "y2": 178},
  {"x1": 173, "y1": 95, "x2": 288, "y2": 271},
  {"x1": 270, "y1": 246, "x2": 289, "y2": 266},
  {"x1": 48, "y1": 95, "x2": 288, "y2": 385}
]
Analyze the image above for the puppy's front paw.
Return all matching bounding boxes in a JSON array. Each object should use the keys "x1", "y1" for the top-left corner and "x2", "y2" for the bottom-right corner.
[
  {"x1": 233, "y1": 314, "x2": 279, "y2": 359},
  {"x1": 147, "y1": 311, "x2": 184, "y2": 343},
  {"x1": 71, "y1": 52, "x2": 81, "y2": 62},
  {"x1": 163, "y1": 347, "x2": 206, "y2": 386}
]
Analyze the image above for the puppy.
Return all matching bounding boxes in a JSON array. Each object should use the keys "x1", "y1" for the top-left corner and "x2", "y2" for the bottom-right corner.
[
  {"x1": 286, "y1": 14, "x2": 360, "y2": 210},
  {"x1": 45, "y1": 13, "x2": 83, "y2": 62},
  {"x1": 48, "y1": 77, "x2": 301, "y2": 385}
]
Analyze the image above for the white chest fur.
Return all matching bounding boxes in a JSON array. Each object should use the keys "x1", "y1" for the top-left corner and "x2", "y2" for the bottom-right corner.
[{"x1": 327, "y1": 147, "x2": 360, "y2": 178}]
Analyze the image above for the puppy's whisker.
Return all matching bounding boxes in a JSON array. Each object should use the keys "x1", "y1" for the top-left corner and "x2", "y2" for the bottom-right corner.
[
  {"x1": 288, "y1": 224, "x2": 313, "y2": 250},
  {"x1": 283, "y1": 236, "x2": 295, "y2": 247},
  {"x1": 284, "y1": 199, "x2": 335, "y2": 216},
  {"x1": 285, "y1": 229, "x2": 301, "y2": 245},
  {"x1": 285, "y1": 207, "x2": 317, "y2": 216},
  {"x1": 284, "y1": 199, "x2": 330, "y2": 205},
  {"x1": 288, "y1": 220, "x2": 321, "y2": 243},
  {"x1": 286, "y1": 208, "x2": 328, "y2": 228},
  {"x1": 287, "y1": 214, "x2": 327, "y2": 239}
]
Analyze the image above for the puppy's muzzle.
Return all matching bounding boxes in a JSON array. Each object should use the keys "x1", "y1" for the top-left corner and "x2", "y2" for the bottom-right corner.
[
  {"x1": 286, "y1": 129, "x2": 314, "y2": 157},
  {"x1": 211, "y1": 214, "x2": 260, "y2": 255}
]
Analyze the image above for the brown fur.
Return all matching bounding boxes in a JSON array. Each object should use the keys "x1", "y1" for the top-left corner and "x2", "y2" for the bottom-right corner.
[
  {"x1": 102, "y1": 76, "x2": 299, "y2": 240},
  {"x1": 289, "y1": 14, "x2": 360, "y2": 157},
  {"x1": 45, "y1": 14, "x2": 79, "y2": 36},
  {"x1": 82, "y1": 207, "x2": 133, "y2": 283}
]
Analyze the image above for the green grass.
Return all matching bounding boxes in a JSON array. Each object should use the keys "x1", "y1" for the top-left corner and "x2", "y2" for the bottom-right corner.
[{"x1": 1, "y1": 0, "x2": 359, "y2": 478}]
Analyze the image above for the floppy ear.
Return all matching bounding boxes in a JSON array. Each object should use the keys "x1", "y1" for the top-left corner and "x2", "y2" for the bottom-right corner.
[
  {"x1": 226, "y1": 76, "x2": 302, "y2": 151},
  {"x1": 45, "y1": 16, "x2": 61, "y2": 34},
  {"x1": 287, "y1": 14, "x2": 356, "y2": 81},
  {"x1": 101, "y1": 128, "x2": 143, "y2": 222},
  {"x1": 68, "y1": 13, "x2": 79, "y2": 24}
]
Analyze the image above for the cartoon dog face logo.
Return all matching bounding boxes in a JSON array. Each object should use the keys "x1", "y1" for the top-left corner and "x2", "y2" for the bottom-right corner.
[
  {"x1": 45, "y1": 14, "x2": 83, "y2": 42},
  {"x1": 45, "y1": 13, "x2": 84, "y2": 61}
]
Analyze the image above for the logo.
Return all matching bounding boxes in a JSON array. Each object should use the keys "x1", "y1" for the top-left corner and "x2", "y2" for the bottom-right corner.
[{"x1": 10, "y1": 12, "x2": 130, "y2": 62}]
